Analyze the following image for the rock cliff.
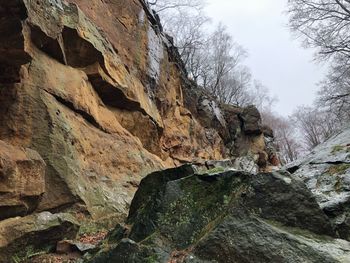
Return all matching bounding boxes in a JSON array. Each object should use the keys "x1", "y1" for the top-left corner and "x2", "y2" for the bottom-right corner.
[
  {"x1": 0, "y1": 0, "x2": 279, "y2": 261},
  {"x1": 0, "y1": 0, "x2": 275, "y2": 220}
]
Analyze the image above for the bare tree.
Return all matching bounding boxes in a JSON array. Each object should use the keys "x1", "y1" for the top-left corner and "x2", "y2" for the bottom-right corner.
[
  {"x1": 204, "y1": 24, "x2": 247, "y2": 92},
  {"x1": 292, "y1": 106, "x2": 341, "y2": 150},
  {"x1": 262, "y1": 110, "x2": 302, "y2": 164},
  {"x1": 218, "y1": 67, "x2": 252, "y2": 105},
  {"x1": 163, "y1": 10, "x2": 211, "y2": 77},
  {"x1": 148, "y1": 0, "x2": 205, "y2": 13},
  {"x1": 287, "y1": 0, "x2": 350, "y2": 61},
  {"x1": 249, "y1": 80, "x2": 278, "y2": 113},
  {"x1": 317, "y1": 60, "x2": 350, "y2": 124},
  {"x1": 154, "y1": 0, "x2": 276, "y2": 110},
  {"x1": 287, "y1": 0, "x2": 350, "y2": 136},
  {"x1": 190, "y1": 24, "x2": 253, "y2": 106}
]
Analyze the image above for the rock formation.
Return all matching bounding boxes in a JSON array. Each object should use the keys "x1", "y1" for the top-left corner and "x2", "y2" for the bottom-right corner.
[
  {"x1": 0, "y1": 212, "x2": 79, "y2": 262},
  {"x1": 86, "y1": 165, "x2": 350, "y2": 263},
  {"x1": 8, "y1": 0, "x2": 350, "y2": 262},
  {"x1": 287, "y1": 127, "x2": 350, "y2": 242},
  {"x1": 0, "y1": 0, "x2": 276, "y2": 224},
  {"x1": 0, "y1": 140, "x2": 45, "y2": 220}
]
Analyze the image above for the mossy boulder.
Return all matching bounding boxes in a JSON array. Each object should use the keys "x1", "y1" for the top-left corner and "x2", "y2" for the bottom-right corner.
[{"x1": 87, "y1": 165, "x2": 350, "y2": 263}]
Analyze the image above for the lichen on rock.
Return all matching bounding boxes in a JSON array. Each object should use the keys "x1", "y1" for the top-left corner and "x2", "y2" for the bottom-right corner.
[
  {"x1": 87, "y1": 165, "x2": 350, "y2": 263},
  {"x1": 287, "y1": 127, "x2": 350, "y2": 241}
]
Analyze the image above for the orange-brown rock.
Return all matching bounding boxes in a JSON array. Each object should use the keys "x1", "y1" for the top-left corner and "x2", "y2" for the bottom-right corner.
[
  {"x1": 0, "y1": 212, "x2": 79, "y2": 262},
  {"x1": 0, "y1": 0, "x2": 276, "y2": 222},
  {"x1": 0, "y1": 140, "x2": 45, "y2": 220}
]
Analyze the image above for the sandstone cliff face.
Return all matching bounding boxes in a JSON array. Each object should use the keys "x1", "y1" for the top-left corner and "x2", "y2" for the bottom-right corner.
[
  {"x1": 0, "y1": 0, "x2": 275, "y2": 223},
  {"x1": 0, "y1": 140, "x2": 45, "y2": 220}
]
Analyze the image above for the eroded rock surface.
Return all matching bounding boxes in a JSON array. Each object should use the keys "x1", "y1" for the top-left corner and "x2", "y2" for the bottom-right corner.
[
  {"x1": 0, "y1": 212, "x2": 79, "y2": 262},
  {"x1": 287, "y1": 127, "x2": 350, "y2": 241},
  {"x1": 0, "y1": 1, "x2": 348, "y2": 262},
  {"x1": 0, "y1": 140, "x2": 45, "y2": 220},
  {"x1": 0, "y1": 0, "x2": 278, "y2": 222},
  {"x1": 87, "y1": 166, "x2": 350, "y2": 263},
  {"x1": 0, "y1": 1, "x2": 284, "y2": 261}
]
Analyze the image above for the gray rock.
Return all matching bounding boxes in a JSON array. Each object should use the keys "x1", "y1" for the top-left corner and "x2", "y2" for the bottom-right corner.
[
  {"x1": 233, "y1": 155, "x2": 259, "y2": 174},
  {"x1": 241, "y1": 105, "x2": 263, "y2": 135},
  {"x1": 87, "y1": 166, "x2": 350, "y2": 263},
  {"x1": 195, "y1": 215, "x2": 350, "y2": 263},
  {"x1": 287, "y1": 127, "x2": 350, "y2": 241},
  {"x1": 0, "y1": 212, "x2": 79, "y2": 261}
]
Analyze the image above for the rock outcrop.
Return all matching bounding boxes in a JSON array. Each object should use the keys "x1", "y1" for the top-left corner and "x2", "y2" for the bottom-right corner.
[
  {"x1": 0, "y1": 0, "x2": 277, "y2": 223},
  {"x1": 0, "y1": 212, "x2": 79, "y2": 262},
  {"x1": 1, "y1": 0, "x2": 350, "y2": 262},
  {"x1": 87, "y1": 165, "x2": 350, "y2": 263},
  {"x1": 0, "y1": 0, "x2": 283, "y2": 261},
  {"x1": 287, "y1": 127, "x2": 350, "y2": 241},
  {"x1": 0, "y1": 140, "x2": 45, "y2": 220}
]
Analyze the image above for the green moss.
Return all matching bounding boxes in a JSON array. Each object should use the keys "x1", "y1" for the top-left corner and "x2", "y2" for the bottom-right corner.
[
  {"x1": 331, "y1": 145, "x2": 350, "y2": 154},
  {"x1": 145, "y1": 254, "x2": 159, "y2": 263},
  {"x1": 157, "y1": 173, "x2": 244, "y2": 248},
  {"x1": 326, "y1": 164, "x2": 350, "y2": 175},
  {"x1": 223, "y1": 195, "x2": 230, "y2": 205}
]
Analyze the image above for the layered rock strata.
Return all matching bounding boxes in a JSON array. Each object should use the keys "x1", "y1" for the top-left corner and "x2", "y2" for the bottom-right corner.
[{"x1": 0, "y1": 0, "x2": 276, "y2": 221}]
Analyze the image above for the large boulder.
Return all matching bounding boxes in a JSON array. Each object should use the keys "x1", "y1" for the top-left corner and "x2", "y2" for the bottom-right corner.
[
  {"x1": 241, "y1": 105, "x2": 263, "y2": 135},
  {"x1": 0, "y1": 212, "x2": 79, "y2": 262},
  {"x1": 0, "y1": 140, "x2": 45, "y2": 220},
  {"x1": 287, "y1": 127, "x2": 350, "y2": 241},
  {"x1": 87, "y1": 165, "x2": 350, "y2": 263}
]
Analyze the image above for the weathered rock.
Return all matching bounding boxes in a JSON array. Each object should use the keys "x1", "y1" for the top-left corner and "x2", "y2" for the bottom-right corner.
[
  {"x1": 265, "y1": 136, "x2": 281, "y2": 167},
  {"x1": 0, "y1": 0, "x2": 167, "y2": 220},
  {"x1": 0, "y1": 0, "x2": 282, "y2": 261},
  {"x1": 0, "y1": 0, "x2": 30, "y2": 84},
  {"x1": 241, "y1": 105, "x2": 263, "y2": 135},
  {"x1": 0, "y1": 140, "x2": 45, "y2": 220},
  {"x1": 205, "y1": 159, "x2": 234, "y2": 171},
  {"x1": 194, "y1": 215, "x2": 350, "y2": 263},
  {"x1": 221, "y1": 103, "x2": 243, "y2": 141},
  {"x1": 233, "y1": 155, "x2": 259, "y2": 174},
  {"x1": 56, "y1": 240, "x2": 96, "y2": 254},
  {"x1": 87, "y1": 166, "x2": 350, "y2": 263},
  {"x1": 183, "y1": 87, "x2": 274, "y2": 165},
  {"x1": 0, "y1": 212, "x2": 79, "y2": 262},
  {"x1": 287, "y1": 127, "x2": 350, "y2": 241},
  {"x1": 262, "y1": 125, "x2": 274, "y2": 138},
  {"x1": 196, "y1": 95, "x2": 229, "y2": 142},
  {"x1": 0, "y1": 0, "x2": 277, "y2": 223}
]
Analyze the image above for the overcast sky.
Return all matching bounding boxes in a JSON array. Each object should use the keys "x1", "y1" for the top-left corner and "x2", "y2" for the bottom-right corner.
[{"x1": 205, "y1": 0, "x2": 327, "y2": 117}]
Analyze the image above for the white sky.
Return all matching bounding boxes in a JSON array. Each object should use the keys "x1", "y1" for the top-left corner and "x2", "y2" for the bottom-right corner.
[{"x1": 205, "y1": 0, "x2": 327, "y2": 116}]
